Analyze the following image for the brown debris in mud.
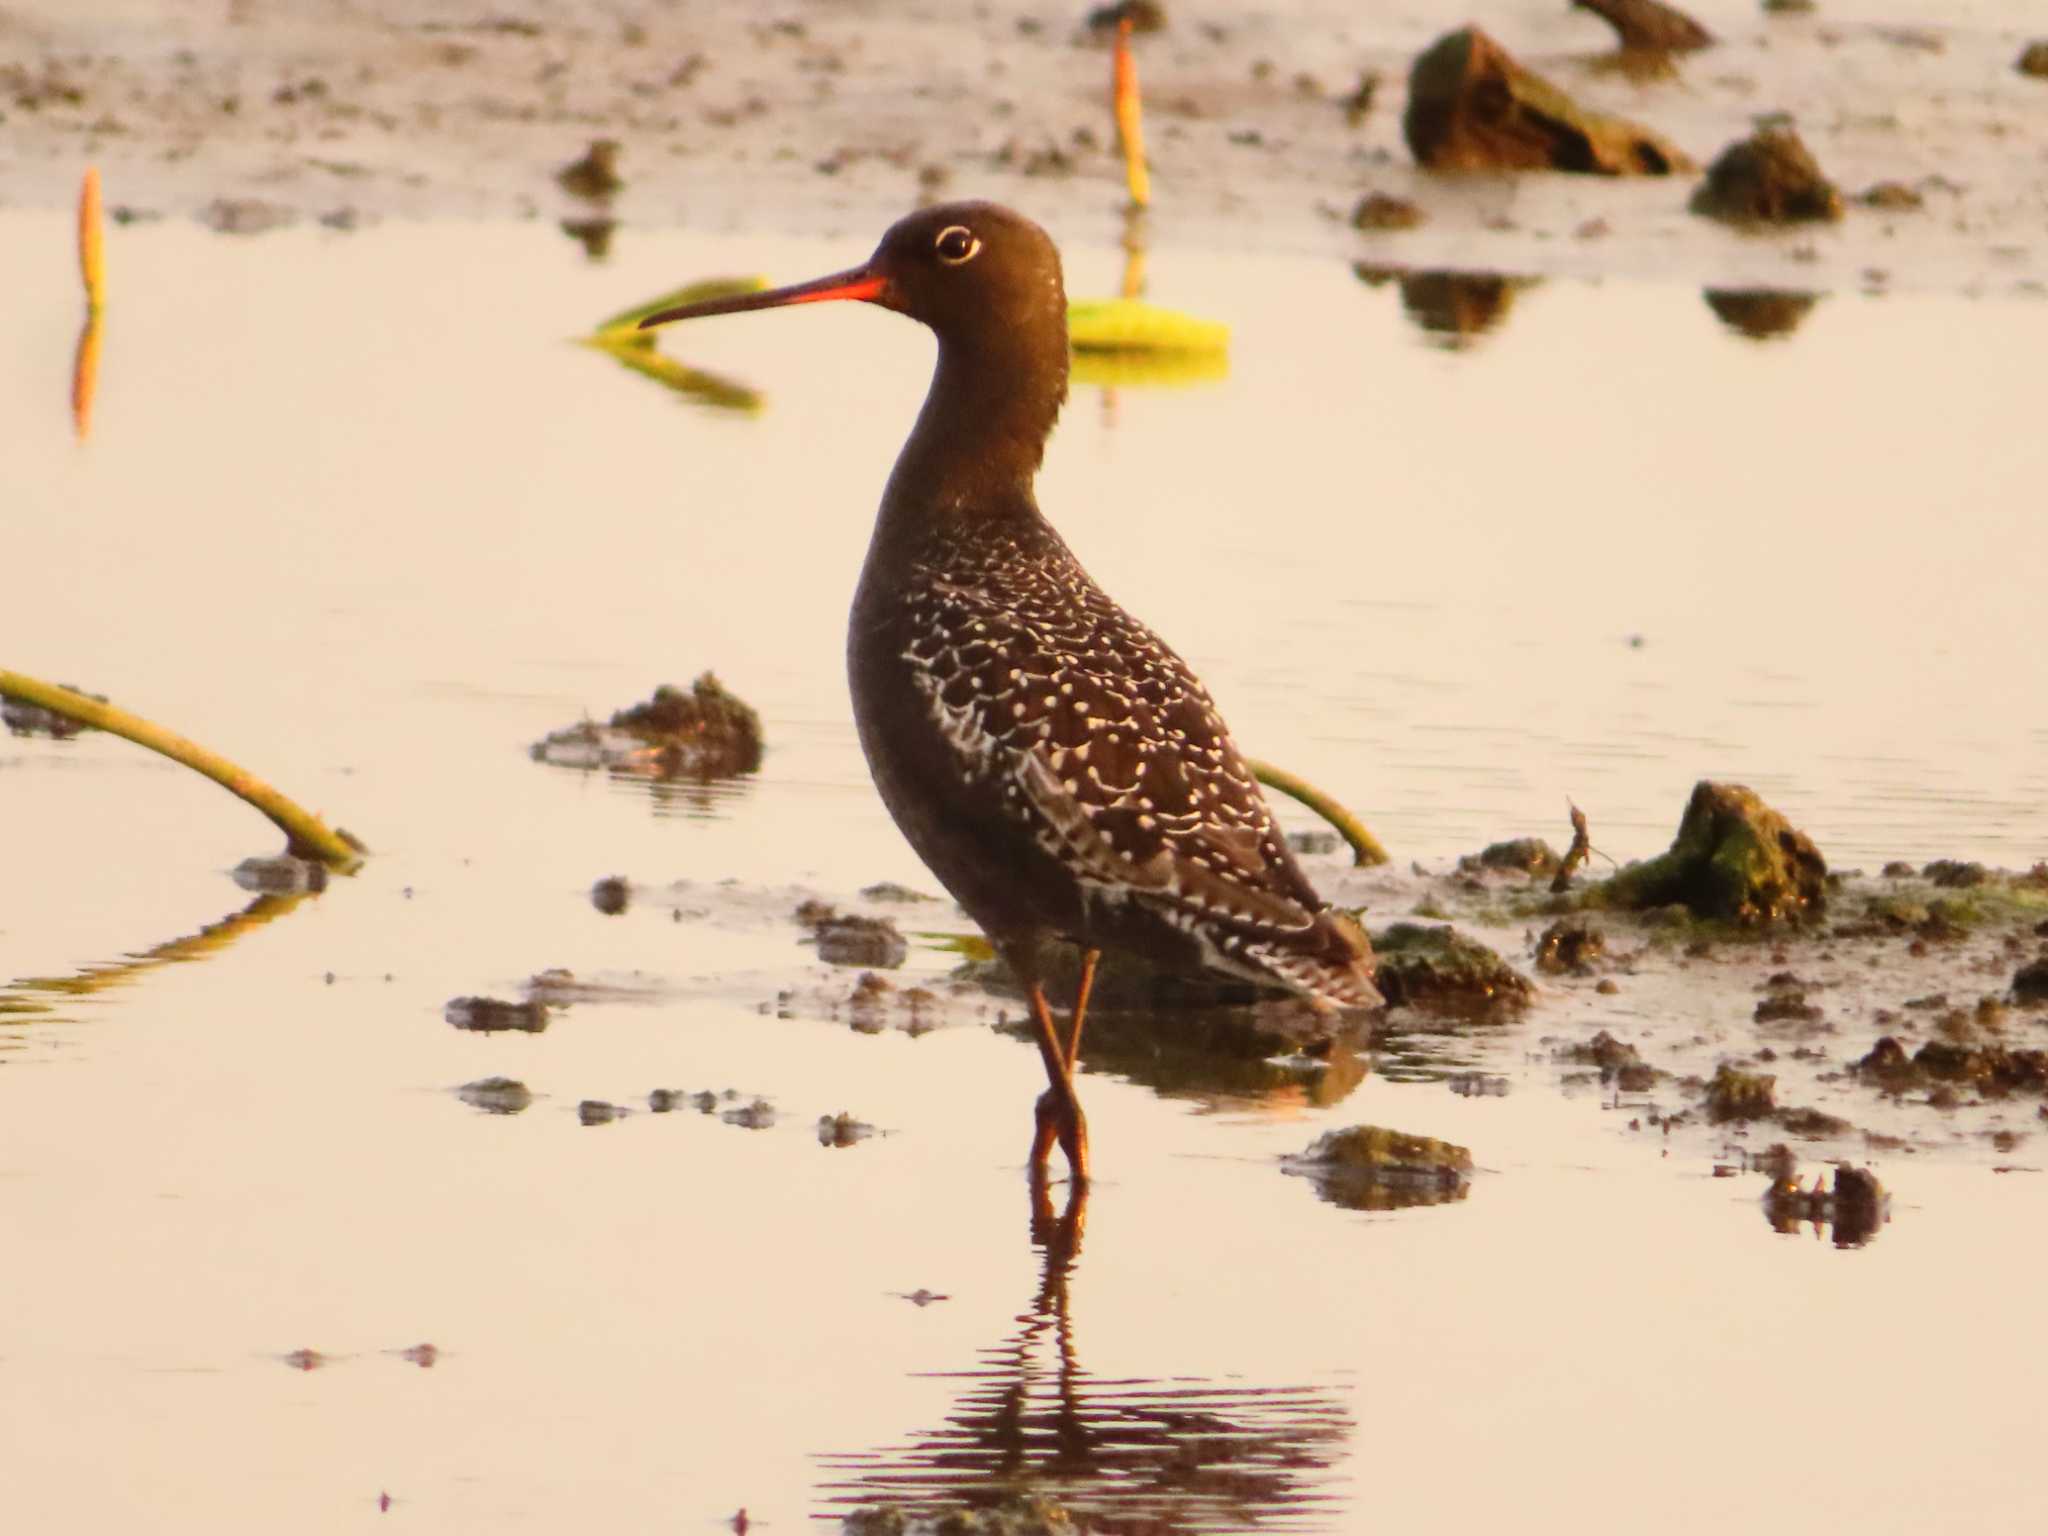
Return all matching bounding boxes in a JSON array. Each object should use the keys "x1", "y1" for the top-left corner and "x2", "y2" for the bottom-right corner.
[
  {"x1": 1690, "y1": 124, "x2": 1843, "y2": 225},
  {"x1": 1285, "y1": 1124, "x2": 1472, "y2": 1211},
  {"x1": 1571, "y1": 0, "x2": 1713, "y2": 55},
  {"x1": 1856, "y1": 1036, "x2": 2048, "y2": 1097},
  {"x1": 1403, "y1": 27, "x2": 1691, "y2": 175},
  {"x1": 1592, "y1": 781, "x2": 1826, "y2": 925},
  {"x1": 1460, "y1": 837, "x2": 1560, "y2": 879},
  {"x1": 557, "y1": 138, "x2": 623, "y2": 200},
  {"x1": 818, "y1": 1111, "x2": 876, "y2": 1147},
  {"x1": 1560, "y1": 1028, "x2": 1662, "y2": 1090},
  {"x1": 531, "y1": 674, "x2": 763, "y2": 780},
  {"x1": 1535, "y1": 917, "x2": 1604, "y2": 976},
  {"x1": 2018, "y1": 42, "x2": 2048, "y2": 79},
  {"x1": 1352, "y1": 192, "x2": 1423, "y2": 231},
  {"x1": 2014, "y1": 958, "x2": 2048, "y2": 1005},
  {"x1": 1705, "y1": 1063, "x2": 1777, "y2": 1120},
  {"x1": 795, "y1": 901, "x2": 909, "y2": 969}
]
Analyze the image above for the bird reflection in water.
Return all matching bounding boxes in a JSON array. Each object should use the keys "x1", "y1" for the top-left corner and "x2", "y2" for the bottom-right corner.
[{"x1": 816, "y1": 1183, "x2": 1352, "y2": 1533}]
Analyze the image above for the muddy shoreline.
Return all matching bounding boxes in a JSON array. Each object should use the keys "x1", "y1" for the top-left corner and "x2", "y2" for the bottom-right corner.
[{"x1": 6, "y1": 0, "x2": 2045, "y2": 297}]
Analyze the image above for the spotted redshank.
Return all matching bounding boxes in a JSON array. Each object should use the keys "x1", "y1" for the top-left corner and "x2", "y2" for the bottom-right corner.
[{"x1": 640, "y1": 202, "x2": 1381, "y2": 1185}]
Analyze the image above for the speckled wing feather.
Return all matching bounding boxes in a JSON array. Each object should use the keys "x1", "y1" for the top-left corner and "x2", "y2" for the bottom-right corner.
[{"x1": 899, "y1": 518, "x2": 1378, "y2": 1006}]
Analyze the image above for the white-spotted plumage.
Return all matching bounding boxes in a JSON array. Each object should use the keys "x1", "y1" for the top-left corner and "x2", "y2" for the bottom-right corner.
[{"x1": 873, "y1": 513, "x2": 1381, "y2": 1011}]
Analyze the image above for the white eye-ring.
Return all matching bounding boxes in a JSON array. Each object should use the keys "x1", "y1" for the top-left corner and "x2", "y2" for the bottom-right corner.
[{"x1": 934, "y1": 225, "x2": 982, "y2": 265}]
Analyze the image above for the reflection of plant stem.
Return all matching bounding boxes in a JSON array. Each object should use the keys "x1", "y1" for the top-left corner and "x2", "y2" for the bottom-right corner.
[
  {"x1": 0, "y1": 670, "x2": 365, "y2": 871},
  {"x1": 1, "y1": 890, "x2": 310, "y2": 1019},
  {"x1": 71, "y1": 308, "x2": 100, "y2": 441},
  {"x1": 579, "y1": 335, "x2": 764, "y2": 413},
  {"x1": 75, "y1": 166, "x2": 104, "y2": 440},
  {"x1": 1247, "y1": 758, "x2": 1390, "y2": 867}
]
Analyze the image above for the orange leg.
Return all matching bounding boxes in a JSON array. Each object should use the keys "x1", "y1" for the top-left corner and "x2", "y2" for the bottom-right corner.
[{"x1": 1023, "y1": 977, "x2": 1091, "y2": 1186}]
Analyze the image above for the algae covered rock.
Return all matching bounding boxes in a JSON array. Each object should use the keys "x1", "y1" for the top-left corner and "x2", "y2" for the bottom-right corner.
[
  {"x1": 1705, "y1": 1062, "x2": 1777, "y2": 1120},
  {"x1": 1404, "y1": 26, "x2": 1691, "y2": 175},
  {"x1": 1593, "y1": 781, "x2": 1827, "y2": 925},
  {"x1": 1459, "y1": 837, "x2": 1561, "y2": 878},
  {"x1": 1286, "y1": 1124, "x2": 1472, "y2": 1210},
  {"x1": 1690, "y1": 125, "x2": 1843, "y2": 225},
  {"x1": 531, "y1": 673, "x2": 763, "y2": 779},
  {"x1": 1370, "y1": 921, "x2": 1531, "y2": 1014}
]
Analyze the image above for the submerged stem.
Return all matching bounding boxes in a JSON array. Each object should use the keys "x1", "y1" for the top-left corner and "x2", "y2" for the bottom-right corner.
[
  {"x1": 1247, "y1": 758, "x2": 1390, "y2": 868},
  {"x1": 0, "y1": 669, "x2": 365, "y2": 872}
]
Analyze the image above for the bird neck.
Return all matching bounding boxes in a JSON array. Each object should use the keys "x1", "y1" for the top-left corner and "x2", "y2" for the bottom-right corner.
[{"x1": 877, "y1": 329, "x2": 1069, "y2": 538}]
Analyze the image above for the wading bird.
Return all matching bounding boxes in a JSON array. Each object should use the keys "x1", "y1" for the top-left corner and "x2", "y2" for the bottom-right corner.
[{"x1": 640, "y1": 202, "x2": 1380, "y2": 1185}]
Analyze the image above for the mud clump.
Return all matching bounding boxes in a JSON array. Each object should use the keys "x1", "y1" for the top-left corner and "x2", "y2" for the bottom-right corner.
[
  {"x1": 795, "y1": 901, "x2": 909, "y2": 969},
  {"x1": 1593, "y1": 781, "x2": 1826, "y2": 925},
  {"x1": 1559, "y1": 1028, "x2": 1660, "y2": 1090},
  {"x1": 1572, "y1": 0, "x2": 1712, "y2": 54},
  {"x1": 577, "y1": 1099, "x2": 625, "y2": 1126},
  {"x1": 557, "y1": 138, "x2": 623, "y2": 200},
  {"x1": 1352, "y1": 192, "x2": 1424, "y2": 230},
  {"x1": 2019, "y1": 42, "x2": 2048, "y2": 79},
  {"x1": 1371, "y1": 922, "x2": 1531, "y2": 1014},
  {"x1": 531, "y1": 673, "x2": 763, "y2": 779},
  {"x1": 445, "y1": 994, "x2": 548, "y2": 1034},
  {"x1": 590, "y1": 875, "x2": 630, "y2": 915},
  {"x1": 1857, "y1": 181, "x2": 1923, "y2": 212},
  {"x1": 1460, "y1": 837, "x2": 1561, "y2": 878},
  {"x1": 1754, "y1": 986, "x2": 1823, "y2": 1026},
  {"x1": 1703, "y1": 288, "x2": 1820, "y2": 341},
  {"x1": 1403, "y1": 26, "x2": 1691, "y2": 175},
  {"x1": 457, "y1": 1076, "x2": 533, "y2": 1114},
  {"x1": 1705, "y1": 1063, "x2": 1777, "y2": 1121},
  {"x1": 2014, "y1": 959, "x2": 2048, "y2": 1005},
  {"x1": 818, "y1": 1112, "x2": 875, "y2": 1147},
  {"x1": 1922, "y1": 859, "x2": 1987, "y2": 889},
  {"x1": 1285, "y1": 1124, "x2": 1473, "y2": 1211},
  {"x1": 1535, "y1": 917, "x2": 1604, "y2": 975},
  {"x1": 1690, "y1": 125, "x2": 1843, "y2": 225},
  {"x1": 1856, "y1": 1036, "x2": 2048, "y2": 1095}
]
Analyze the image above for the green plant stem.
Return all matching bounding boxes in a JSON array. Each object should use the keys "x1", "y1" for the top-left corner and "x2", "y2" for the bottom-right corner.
[
  {"x1": 0, "y1": 669, "x2": 365, "y2": 872},
  {"x1": 1247, "y1": 757, "x2": 1390, "y2": 867}
]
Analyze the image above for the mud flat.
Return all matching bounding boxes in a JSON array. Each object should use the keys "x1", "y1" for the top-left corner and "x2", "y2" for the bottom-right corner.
[{"x1": 4, "y1": 0, "x2": 2044, "y2": 296}]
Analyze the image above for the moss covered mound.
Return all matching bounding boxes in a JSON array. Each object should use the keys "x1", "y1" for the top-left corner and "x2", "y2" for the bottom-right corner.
[
  {"x1": 1592, "y1": 781, "x2": 1826, "y2": 925},
  {"x1": 1690, "y1": 125, "x2": 1843, "y2": 224},
  {"x1": 1371, "y1": 921, "x2": 1532, "y2": 1014}
]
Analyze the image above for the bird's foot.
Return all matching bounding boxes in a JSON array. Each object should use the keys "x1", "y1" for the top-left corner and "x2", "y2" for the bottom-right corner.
[{"x1": 1030, "y1": 1087, "x2": 1090, "y2": 1188}]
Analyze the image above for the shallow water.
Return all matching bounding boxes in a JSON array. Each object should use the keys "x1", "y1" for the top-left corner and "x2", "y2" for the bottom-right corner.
[{"x1": 3, "y1": 213, "x2": 2046, "y2": 1532}]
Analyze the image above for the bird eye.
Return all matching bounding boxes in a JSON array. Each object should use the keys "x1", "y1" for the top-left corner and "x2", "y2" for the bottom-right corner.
[{"x1": 934, "y1": 225, "x2": 982, "y2": 265}]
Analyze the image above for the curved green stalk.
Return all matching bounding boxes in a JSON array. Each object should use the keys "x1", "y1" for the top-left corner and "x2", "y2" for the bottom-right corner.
[
  {"x1": 0, "y1": 669, "x2": 365, "y2": 872},
  {"x1": 1247, "y1": 758, "x2": 1390, "y2": 868}
]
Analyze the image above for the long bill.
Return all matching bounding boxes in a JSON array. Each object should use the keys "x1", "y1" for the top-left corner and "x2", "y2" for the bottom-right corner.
[{"x1": 638, "y1": 265, "x2": 888, "y2": 329}]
